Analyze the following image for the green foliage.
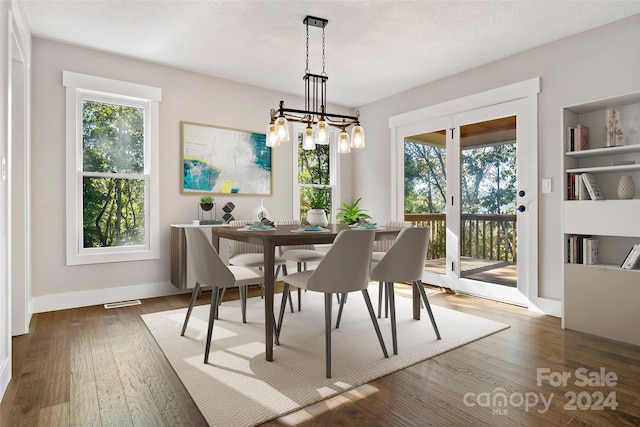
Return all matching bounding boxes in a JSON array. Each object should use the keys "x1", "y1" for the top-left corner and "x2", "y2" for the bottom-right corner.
[
  {"x1": 404, "y1": 139, "x2": 516, "y2": 215},
  {"x1": 200, "y1": 196, "x2": 213, "y2": 204},
  {"x1": 336, "y1": 198, "x2": 372, "y2": 224},
  {"x1": 82, "y1": 100, "x2": 146, "y2": 248},
  {"x1": 309, "y1": 187, "x2": 326, "y2": 210}
]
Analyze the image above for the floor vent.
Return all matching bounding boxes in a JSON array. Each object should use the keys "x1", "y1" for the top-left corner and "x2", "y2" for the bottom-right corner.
[{"x1": 104, "y1": 300, "x2": 142, "y2": 309}]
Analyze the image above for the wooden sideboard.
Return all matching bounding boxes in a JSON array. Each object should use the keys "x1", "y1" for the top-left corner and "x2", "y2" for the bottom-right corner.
[{"x1": 170, "y1": 224, "x2": 229, "y2": 289}]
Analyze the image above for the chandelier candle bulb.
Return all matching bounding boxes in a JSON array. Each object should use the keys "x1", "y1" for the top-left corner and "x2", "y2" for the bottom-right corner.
[
  {"x1": 338, "y1": 129, "x2": 351, "y2": 153},
  {"x1": 351, "y1": 124, "x2": 365, "y2": 148},
  {"x1": 303, "y1": 125, "x2": 316, "y2": 150}
]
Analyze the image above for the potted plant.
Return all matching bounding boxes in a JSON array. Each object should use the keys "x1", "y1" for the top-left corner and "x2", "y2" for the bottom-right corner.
[
  {"x1": 306, "y1": 188, "x2": 328, "y2": 227},
  {"x1": 336, "y1": 198, "x2": 372, "y2": 224},
  {"x1": 199, "y1": 196, "x2": 214, "y2": 211}
]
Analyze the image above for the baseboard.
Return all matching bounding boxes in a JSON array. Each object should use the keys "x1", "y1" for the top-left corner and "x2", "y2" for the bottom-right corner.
[
  {"x1": 0, "y1": 356, "x2": 10, "y2": 404},
  {"x1": 31, "y1": 281, "x2": 188, "y2": 313},
  {"x1": 529, "y1": 296, "x2": 562, "y2": 317}
]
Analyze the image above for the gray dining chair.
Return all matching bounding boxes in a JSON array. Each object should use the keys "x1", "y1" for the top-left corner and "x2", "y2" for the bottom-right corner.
[
  {"x1": 372, "y1": 220, "x2": 413, "y2": 318},
  {"x1": 181, "y1": 227, "x2": 265, "y2": 364},
  {"x1": 277, "y1": 219, "x2": 326, "y2": 312},
  {"x1": 276, "y1": 229, "x2": 388, "y2": 378},
  {"x1": 368, "y1": 226, "x2": 441, "y2": 355},
  {"x1": 227, "y1": 219, "x2": 288, "y2": 304}
]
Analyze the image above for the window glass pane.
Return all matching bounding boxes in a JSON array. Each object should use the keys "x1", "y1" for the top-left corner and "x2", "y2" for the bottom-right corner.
[
  {"x1": 83, "y1": 100, "x2": 144, "y2": 174},
  {"x1": 297, "y1": 136, "x2": 330, "y2": 185},
  {"x1": 82, "y1": 176, "x2": 146, "y2": 248}
]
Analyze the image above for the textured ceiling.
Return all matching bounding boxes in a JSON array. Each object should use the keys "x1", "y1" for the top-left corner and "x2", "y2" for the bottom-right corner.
[{"x1": 20, "y1": 1, "x2": 640, "y2": 108}]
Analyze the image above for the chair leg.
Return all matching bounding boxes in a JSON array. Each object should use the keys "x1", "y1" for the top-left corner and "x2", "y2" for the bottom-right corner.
[
  {"x1": 384, "y1": 282, "x2": 389, "y2": 318},
  {"x1": 297, "y1": 262, "x2": 303, "y2": 312},
  {"x1": 387, "y1": 282, "x2": 398, "y2": 355},
  {"x1": 240, "y1": 286, "x2": 247, "y2": 323},
  {"x1": 335, "y1": 293, "x2": 347, "y2": 329},
  {"x1": 273, "y1": 312, "x2": 280, "y2": 346},
  {"x1": 181, "y1": 283, "x2": 201, "y2": 336},
  {"x1": 324, "y1": 293, "x2": 333, "y2": 378},
  {"x1": 287, "y1": 287, "x2": 295, "y2": 313},
  {"x1": 361, "y1": 289, "x2": 389, "y2": 359},
  {"x1": 415, "y1": 280, "x2": 441, "y2": 340},
  {"x1": 377, "y1": 281, "x2": 383, "y2": 318},
  {"x1": 204, "y1": 286, "x2": 219, "y2": 364},
  {"x1": 276, "y1": 283, "x2": 290, "y2": 340}
]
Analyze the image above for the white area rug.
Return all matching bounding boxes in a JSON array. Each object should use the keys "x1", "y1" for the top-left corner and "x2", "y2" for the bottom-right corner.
[{"x1": 142, "y1": 288, "x2": 509, "y2": 426}]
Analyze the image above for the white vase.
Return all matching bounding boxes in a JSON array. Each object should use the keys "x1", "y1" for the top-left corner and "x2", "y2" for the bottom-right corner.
[
  {"x1": 253, "y1": 199, "x2": 270, "y2": 220},
  {"x1": 306, "y1": 209, "x2": 328, "y2": 227},
  {"x1": 617, "y1": 175, "x2": 635, "y2": 199}
]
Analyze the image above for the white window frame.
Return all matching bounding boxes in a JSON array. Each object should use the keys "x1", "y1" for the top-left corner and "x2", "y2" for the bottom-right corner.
[
  {"x1": 63, "y1": 71, "x2": 161, "y2": 265},
  {"x1": 291, "y1": 124, "x2": 340, "y2": 222}
]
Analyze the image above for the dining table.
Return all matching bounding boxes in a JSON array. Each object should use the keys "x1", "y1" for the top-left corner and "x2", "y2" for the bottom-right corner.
[{"x1": 210, "y1": 223, "x2": 420, "y2": 362}]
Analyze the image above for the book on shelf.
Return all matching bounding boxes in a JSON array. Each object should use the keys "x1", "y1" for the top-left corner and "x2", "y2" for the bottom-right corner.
[
  {"x1": 577, "y1": 174, "x2": 590, "y2": 200},
  {"x1": 566, "y1": 127, "x2": 575, "y2": 152},
  {"x1": 565, "y1": 125, "x2": 590, "y2": 152},
  {"x1": 576, "y1": 124, "x2": 590, "y2": 151},
  {"x1": 567, "y1": 234, "x2": 593, "y2": 264},
  {"x1": 582, "y1": 237, "x2": 599, "y2": 265},
  {"x1": 581, "y1": 173, "x2": 604, "y2": 200},
  {"x1": 621, "y1": 244, "x2": 640, "y2": 270}
]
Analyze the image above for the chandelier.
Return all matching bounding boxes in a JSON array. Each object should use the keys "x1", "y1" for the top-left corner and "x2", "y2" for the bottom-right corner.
[{"x1": 267, "y1": 16, "x2": 365, "y2": 153}]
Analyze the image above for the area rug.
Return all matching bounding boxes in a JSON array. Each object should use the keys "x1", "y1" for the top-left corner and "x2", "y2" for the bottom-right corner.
[{"x1": 142, "y1": 287, "x2": 509, "y2": 426}]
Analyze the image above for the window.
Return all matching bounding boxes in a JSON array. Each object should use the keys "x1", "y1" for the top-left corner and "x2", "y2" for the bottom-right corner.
[
  {"x1": 64, "y1": 71, "x2": 161, "y2": 265},
  {"x1": 293, "y1": 127, "x2": 339, "y2": 221}
]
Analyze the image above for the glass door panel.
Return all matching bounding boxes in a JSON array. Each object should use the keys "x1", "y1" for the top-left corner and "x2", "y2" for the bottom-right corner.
[
  {"x1": 404, "y1": 129, "x2": 449, "y2": 286},
  {"x1": 459, "y1": 116, "x2": 517, "y2": 287}
]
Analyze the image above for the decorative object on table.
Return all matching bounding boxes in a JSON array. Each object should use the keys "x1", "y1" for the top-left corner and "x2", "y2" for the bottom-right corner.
[
  {"x1": 181, "y1": 121, "x2": 272, "y2": 195},
  {"x1": 353, "y1": 218, "x2": 379, "y2": 229},
  {"x1": 306, "y1": 188, "x2": 328, "y2": 227},
  {"x1": 266, "y1": 16, "x2": 364, "y2": 154},
  {"x1": 605, "y1": 108, "x2": 624, "y2": 147},
  {"x1": 198, "y1": 196, "x2": 221, "y2": 224},
  {"x1": 617, "y1": 175, "x2": 635, "y2": 200},
  {"x1": 336, "y1": 198, "x2": 372, "y2": 224},
  {"x1": 252, "y1": 198, "x2": 270, "y2": 220},
  {"x1": 222, "y1": 202, "x2": 235, "y2": 224}
]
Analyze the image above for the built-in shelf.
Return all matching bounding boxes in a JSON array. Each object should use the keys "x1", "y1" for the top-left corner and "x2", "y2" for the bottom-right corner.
[
  {"x1": 562, "y1": 92, "x2": 640, "y2": 347},
  {"x1": 565, "y1": 143, "x2": 640, "y2": 158},
  {"x1": 565, "y1": 163, "x2": 640, "y2": 174}
]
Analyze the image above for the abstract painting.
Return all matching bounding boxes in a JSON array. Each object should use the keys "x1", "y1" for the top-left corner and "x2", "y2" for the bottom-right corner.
[{"x1": 181, "y1": 121, "x2": 272, "y2": 195}]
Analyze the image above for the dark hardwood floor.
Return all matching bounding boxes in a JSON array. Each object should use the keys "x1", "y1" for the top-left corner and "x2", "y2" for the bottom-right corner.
[{"x1": 1, "y1": 284, "x2": 639, "y2": 426}]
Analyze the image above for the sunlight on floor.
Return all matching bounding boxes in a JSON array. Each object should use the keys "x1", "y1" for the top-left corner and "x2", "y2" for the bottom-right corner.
[{"x1": 277, "y1": 384, "x2": 380, "y2": 425}]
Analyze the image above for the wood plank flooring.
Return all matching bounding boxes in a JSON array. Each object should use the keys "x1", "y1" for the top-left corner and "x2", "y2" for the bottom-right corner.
[{"x1": 2, "y1": 284, "x2": 639, "y2": 426}]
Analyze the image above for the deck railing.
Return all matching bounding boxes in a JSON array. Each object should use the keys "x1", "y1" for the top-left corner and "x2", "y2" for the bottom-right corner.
[{"x1": 404, "y1": 213, "x2": 517, "y2": 262}]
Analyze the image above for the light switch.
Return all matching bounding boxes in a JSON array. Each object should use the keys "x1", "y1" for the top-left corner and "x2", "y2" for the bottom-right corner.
[{"x1": 542, "y1": 178, "x2": 551, "y2": 194}]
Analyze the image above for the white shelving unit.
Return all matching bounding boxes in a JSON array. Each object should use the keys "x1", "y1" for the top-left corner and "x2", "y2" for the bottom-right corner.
[{"x1": 562, "y1": 92, "x2": 640, "y2": 347}]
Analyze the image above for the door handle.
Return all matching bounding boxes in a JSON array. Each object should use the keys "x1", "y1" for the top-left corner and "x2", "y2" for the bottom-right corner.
[{"x1": 517, "y1": 205, "x2": 526, "y2": 212}]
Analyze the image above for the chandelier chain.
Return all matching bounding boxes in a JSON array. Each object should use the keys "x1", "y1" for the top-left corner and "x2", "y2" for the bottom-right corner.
[
  {"x1": 321, "y1": 26, "x2": 326, "y2": 76},
  {"x1": 305, "y1": 21, "x2": 310, "y2": 74}
]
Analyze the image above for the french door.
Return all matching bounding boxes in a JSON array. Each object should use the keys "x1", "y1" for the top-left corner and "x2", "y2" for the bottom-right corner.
[{"x1": 404, "y1": 98, "x2": 533, "y2": 306}]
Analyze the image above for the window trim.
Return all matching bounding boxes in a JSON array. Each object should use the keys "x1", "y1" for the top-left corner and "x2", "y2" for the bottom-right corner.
[
  {"x1": 291, "y1": 124, "x2": 340, "y2": 222},
  {"x1": 63, "y1": 71, "x2": 161, "y2": 265}
]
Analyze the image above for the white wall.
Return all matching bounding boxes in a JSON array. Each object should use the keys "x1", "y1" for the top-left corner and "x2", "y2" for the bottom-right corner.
[
  {"x1": 354, "y1": 15, "x2": 640, "y2": 301},
  {"x1": 0, "y1": 0, "x2": 11, "y2": 401},
  {"x1": 29, "y1": 38, "x2": 354, "y2": 311}
]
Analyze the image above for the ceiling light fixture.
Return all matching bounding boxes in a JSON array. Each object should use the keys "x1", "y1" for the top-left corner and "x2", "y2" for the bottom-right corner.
[{"x1": 267, "y1": 16, "x2": 364, "y2": 154}]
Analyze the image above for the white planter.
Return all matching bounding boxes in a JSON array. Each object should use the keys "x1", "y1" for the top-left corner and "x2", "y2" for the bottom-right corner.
[{"x1": 306, "y1": 209, "x2": 328, "y2": 227}]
